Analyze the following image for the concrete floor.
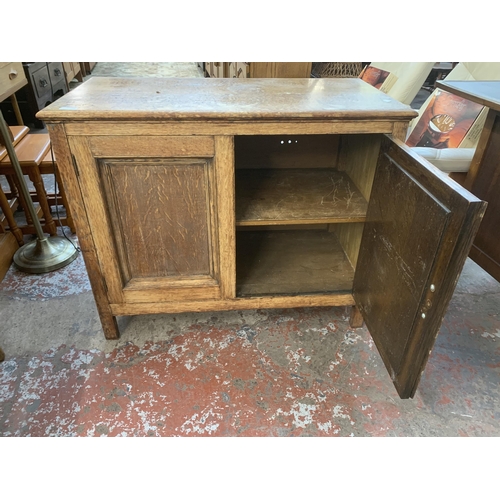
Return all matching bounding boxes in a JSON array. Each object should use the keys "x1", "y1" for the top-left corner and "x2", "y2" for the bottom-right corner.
[{"x1": 0, "y1": 63, "x2": 499, "y2": 437}]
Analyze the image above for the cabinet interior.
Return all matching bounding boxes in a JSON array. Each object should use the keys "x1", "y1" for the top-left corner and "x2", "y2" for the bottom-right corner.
[{"x1": 234, "y1": 133, "x2": 382, "y2": 297}]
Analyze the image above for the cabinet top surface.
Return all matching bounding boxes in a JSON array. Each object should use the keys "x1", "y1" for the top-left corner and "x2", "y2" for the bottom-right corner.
[
  {"x1": 37, "y1": 77, "x2": 417, "y2": 122},
  {"x1": 436, "y1": 80, "x2": 500, "y2": 112}
]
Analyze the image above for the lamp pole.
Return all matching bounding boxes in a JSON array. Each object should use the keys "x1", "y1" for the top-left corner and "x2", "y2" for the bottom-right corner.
[{"x1": 0, "y1": 111, "x2": 78, "y2": 273}]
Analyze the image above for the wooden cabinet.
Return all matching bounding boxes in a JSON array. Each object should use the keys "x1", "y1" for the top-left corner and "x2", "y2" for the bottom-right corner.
[
  {"x1": 436, "y1": 80, "x2": 500, "y2": 283},
  {"x1": 0, "y1": 62, "x2": 28, "y2": 102},
  {"x1": 38, "y1": 77, "x2": 486, "y2": 399},
  {"x1": 0, "y1": 62, "x2": 28, "y2": 125},
  {"x1": 63, "y1": 62, "x2": 83, "y2": 85},
  {"x1": 80, "y1": 62, "x2": 97, "y2": 77},
  {"x1": 206, "y1": 62, "x2": 312, "y2": 78},
  {"x1": 5, "y1": 63, "x2": 69, "y2": 128}
]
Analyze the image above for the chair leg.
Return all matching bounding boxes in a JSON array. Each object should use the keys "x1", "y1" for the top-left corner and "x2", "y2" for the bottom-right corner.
[
  {"x1": 12, "y1": 175, "x2": 35, "y2": 226},
  {"x1": 5, "y1": 174, "x2": 18, "y2": 199},
  {"x1": 0, "y1": 187, "x2": 24, "y2": 245},
  {"x1": 28, "y1": 169, "x2": 57, "y2": 236}
]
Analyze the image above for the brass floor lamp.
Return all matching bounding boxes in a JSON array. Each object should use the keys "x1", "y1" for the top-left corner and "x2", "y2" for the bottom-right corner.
[{"x1": 0, "y1": 110, "x2": 78, "y2": 274}]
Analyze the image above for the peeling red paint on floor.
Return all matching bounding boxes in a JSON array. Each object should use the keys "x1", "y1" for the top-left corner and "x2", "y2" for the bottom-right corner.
[
  {"x1": 1, "y1": 298, "x2": 499, "y2": 436},
  {"x1": 2, "y1": 309, "x2": 394, "y2": 436},
  {"x1": 1, "y1": 250, "x2": 499, "y2": 436}
]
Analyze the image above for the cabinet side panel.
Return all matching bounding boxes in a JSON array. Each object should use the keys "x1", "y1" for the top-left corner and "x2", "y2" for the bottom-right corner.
[
  {"x1": 48, "y1": 125, "x2": 119, "y2": 339},
  {"x1": 338, "y1": 134, "x2": 381, "y2": 200},
  {"x1": 335, "y1": 134, "x2": 382, "y2": 266},
  {"x1": 67, "y1": 135, "x2": 124, "y2": 304},
  {"x1": 331, "y1": 222, "x2": 365, "y2": 268}
]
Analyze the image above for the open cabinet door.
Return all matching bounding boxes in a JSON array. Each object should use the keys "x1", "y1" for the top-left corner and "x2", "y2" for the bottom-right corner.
[{"x1": 353, "y1": 136, "x2": 486, "y2": 399}]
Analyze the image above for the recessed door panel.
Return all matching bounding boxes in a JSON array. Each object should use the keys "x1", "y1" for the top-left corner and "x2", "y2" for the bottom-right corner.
[
  {"x1": 354, "y1": 136, "x2": 486, "y2": 398},
  {"x1": 100, "y1": 159, "x2": 213, "y2": 280}
]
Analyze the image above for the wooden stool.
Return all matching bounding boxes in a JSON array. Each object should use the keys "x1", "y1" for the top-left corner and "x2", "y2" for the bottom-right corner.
[
  {"x1": 0, "y1": 125, "x2": 30, "y2": 242},
  {"x1": 0, "y1": 126, "x2": 29, "y2": 200},
  {"x1": 0, "y1": 132, "x2": 57, "y2": 236}
]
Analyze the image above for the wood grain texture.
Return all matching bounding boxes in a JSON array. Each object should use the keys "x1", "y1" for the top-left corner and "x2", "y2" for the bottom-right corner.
[
  {"x1": 249, "y1": 63, "x2": 312, "y2": 78},
  {"x1": 64, "y1": 121, "x2": 399, "y2": 137},
  {"x1": 331, "y1": 222, "x2": 365, "y2": 268},
  {"x1": 89, "y1": 136, "x2": 214, "y2": 158},
  {"x1": 215, "y1": 136, "x2": 236, "y2": 299},
  {"x1": 100, "y1": 159, "x2": 213, "y2": 279},
  {"x1": 236, "y1": 230, "x2": 354, "y2": 296},
  {"x1": 349, "y1": 305, "x2": 364, "y2": 328},
  {"x1": 0, "y1": 126, "x2": 29, "y2": 161},
  {"x1": 37, "y1": 78, "x2": 417, "y2": 122},
  {"x1": 235, "y1": 169, "x2": 367, "y2": 225},
  {"x1": 123, "y1": 283, "x2": 221, "y2": 303},
  {"x1": 0, "y1": 232, "x2": 18, "y2": 282},
  {"x1": 463, "y1": 109, "x2": 496, "y2": 190},
  {"x1": 335, "y1": 134, "x2": 382, "y2": 267},
  {"x1": 47, "y1": 124, "x2": 120, "y2": 339},
  {"x1": 110, "y1": 293, "x2": 356, "y2": 316},
  {"x1": 392, "y1": 122, "x2": 409, "y2": 142},
  {"x1": 337, "y1": 134, "x2": 381, "y2": 200},
  {"x1": 354, "y1": 137, "x2": 486, "y2": 398},
  {"x1": 0, "y1": 132, "x2": 50, "y2": 167},
  {"x1": 433, "y1": 81, "x2": 500, "y2": 283},
  {"x1": 464, "y1": 111, "x2": 500, "y2": 281},
  {"x1": 355, "y1": 143, "x2": 451, "y2": 376},
  {"x1": 68, "y1": 135, "x2": 125, "y2": 304}
]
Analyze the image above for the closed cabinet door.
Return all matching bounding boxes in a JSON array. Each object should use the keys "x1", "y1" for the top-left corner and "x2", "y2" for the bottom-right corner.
[
  {"x1": 68, "y1": 135, "x2": 234, "y2": 306},
  {"x1": 354, "y1": 136, "x2": 486, "y2": 398}
]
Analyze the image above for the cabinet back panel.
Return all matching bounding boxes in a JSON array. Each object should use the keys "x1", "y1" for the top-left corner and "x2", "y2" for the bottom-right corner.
[
  {"x1": 235, "y1": 135, "x2": 339, "y2": 169},
  {"x1": 100, "y1": 160, "x2": 213, "y2": 280},
  {"x1": 236, "y1": 229, "x2": 354, "y2": 296}
]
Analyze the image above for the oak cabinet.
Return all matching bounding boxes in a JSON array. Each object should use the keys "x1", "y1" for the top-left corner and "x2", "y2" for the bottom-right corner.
[{"x1": 38, "y1": 78, "x2": 486, "y2": 398}]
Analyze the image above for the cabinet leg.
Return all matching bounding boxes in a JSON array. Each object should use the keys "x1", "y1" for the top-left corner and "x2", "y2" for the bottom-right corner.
[
  {"x1": 99, "y1": 311, "x2": 120, "y2": 339},
  {"x1": 349, "y1": 305, "x2": 364, "y2": 328}
]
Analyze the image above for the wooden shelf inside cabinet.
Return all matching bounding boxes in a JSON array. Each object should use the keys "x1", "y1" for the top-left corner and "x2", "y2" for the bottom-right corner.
[
  {"x1": 236, "y1": 230, "x2": 354, "y2": 297},
  {"x1": 236, "y1": 169, "x2": 368, "y2": 226}
]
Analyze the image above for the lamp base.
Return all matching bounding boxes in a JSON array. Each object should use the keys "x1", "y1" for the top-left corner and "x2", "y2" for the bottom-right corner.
[{"x1": 14, "y1": 236, "x2": 79, "y2": 274}]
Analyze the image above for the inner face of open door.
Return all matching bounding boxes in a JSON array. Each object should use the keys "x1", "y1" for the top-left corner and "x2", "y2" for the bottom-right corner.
[{"x1": 353, "y1": 136, "x2": 486, "y2": 399}]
